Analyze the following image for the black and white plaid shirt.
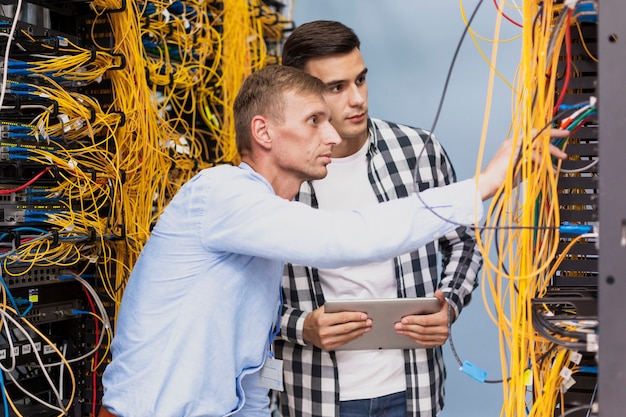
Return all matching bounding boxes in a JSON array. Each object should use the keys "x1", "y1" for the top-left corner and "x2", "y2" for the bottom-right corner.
[{"x1": 274, "y1": 118, "x2": 483, "y2": 417}]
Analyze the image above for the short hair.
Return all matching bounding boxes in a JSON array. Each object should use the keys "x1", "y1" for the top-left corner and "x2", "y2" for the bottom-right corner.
[
  {"x1": 282, "y1": 20, "x2": 361, "y2": 70},
  {"x1": 234, "y1": 65, "x2": 327, "y2": 157}
]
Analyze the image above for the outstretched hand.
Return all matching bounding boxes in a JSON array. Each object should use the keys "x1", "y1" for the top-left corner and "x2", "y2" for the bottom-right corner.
[{"x1": 476, "y1": 128, "x2": 569, "y2": 200}]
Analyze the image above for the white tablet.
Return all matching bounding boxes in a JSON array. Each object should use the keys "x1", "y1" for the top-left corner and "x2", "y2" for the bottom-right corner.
[{"x1": 323, "y1": 297, "x2": 441, "y2": 350}]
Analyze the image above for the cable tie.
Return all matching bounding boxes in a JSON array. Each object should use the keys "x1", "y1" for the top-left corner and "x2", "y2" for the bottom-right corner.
[
  {"x1": 569, "y1": 350, "x2": 582, "y2": 365},
  {"x1": 89, "y1": 227, "x2": 97, "y2": 242},
  {"x1": 561, "y1": 376, "x2": 576, "y2": 392},
  {"x1": 586, "y1": 333, "x2": 598, "y2": 352},
  {"x1": 143, "y1": 12, "x2": 151, "y2": 29},
  {"x1": 103, "y1": 0, "x2": 127, "y2": 15},
  {"x1": 559, "y1": 366, "x2": 573, "y2": 380},
  {"x1": 114, "y1": 111, "x2": 126, "y2": 127},
  {"x1": 112, "y1": 53, "x2": 126, "y2": 70}
]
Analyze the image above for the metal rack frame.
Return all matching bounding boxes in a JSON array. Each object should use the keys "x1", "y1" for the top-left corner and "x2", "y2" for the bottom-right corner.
[{"x1": 598, "y1": 1, "x2": 626, "y2": 416}]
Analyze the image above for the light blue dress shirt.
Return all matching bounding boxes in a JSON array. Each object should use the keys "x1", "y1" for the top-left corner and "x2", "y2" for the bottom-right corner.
[{"x1": 101, "y1": 163, "x2": 482, "y2": 417}]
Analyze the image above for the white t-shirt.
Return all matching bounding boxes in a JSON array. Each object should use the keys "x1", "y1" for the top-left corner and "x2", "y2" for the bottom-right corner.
[{"x1": 313, "y1": 139, "x2": 406, "y2": 400}]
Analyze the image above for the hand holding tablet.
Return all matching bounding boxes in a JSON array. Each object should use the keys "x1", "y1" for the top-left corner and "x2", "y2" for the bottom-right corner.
[{"x1": 323, "y1": 297, "x2": 441, "y2": 350}]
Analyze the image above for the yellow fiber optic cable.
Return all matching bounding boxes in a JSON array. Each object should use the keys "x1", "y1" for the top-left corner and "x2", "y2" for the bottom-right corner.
[{"x1": 472, "y1": 1, "x2": 590, "y2": 415}]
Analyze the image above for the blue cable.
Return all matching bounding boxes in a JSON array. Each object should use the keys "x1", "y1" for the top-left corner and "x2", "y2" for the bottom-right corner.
[
  {"x1": 1, "y1": 124, "x2": 34, "y2": 132},
  {"x1": 558, "y1": 103, "x2": 589, "y2": 111},
  {"x1": 5, "y1": 82, "x2": 37, "y2": 92},
  {"x1": 25, "y1": 209, "x2": 59, "y2": 215},
  {"x1": 4, "y1": 154, "x2": 30, "y2": 160},
  {"x1": 16, "y1": 299, "x2": 33, "y2": 317},
  {"x1": 7, "y1": 60, "x2": 34, "y2": 69},
  {"x1": 24, "y1": 217, "x2": 51, "y2": 223},
  {"x1": 0, "y1": 371, "x2": 9, "y2": 417},
  {"x1": 4, "y1": 134, "x2": 63, "y2": 143},
  {"x1": 26, "y1": 196, "x2": 62, "y2": 202},
  {"x1": 0, "y1": 275, "x2": 20, "y2": 313},
  {"x1": 559, "y1": 222, "x2": 594, "y2": 235},
  {"x1": 13, "y1": 227, "x2": 49, "y2": 234}
]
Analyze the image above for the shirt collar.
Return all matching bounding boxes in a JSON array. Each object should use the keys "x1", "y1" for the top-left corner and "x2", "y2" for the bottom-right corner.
[{"x1": 366, "y1": 118, "x2": 379, "y2": 159}]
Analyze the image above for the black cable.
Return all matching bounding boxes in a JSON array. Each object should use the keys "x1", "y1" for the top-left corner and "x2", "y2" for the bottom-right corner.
[
  {"x1": 561, "y1": 404, "x2": 595, "y2": 416},
  {"x1": 412, "y1": 0, "x2": 484, "y2": 188},
  {"x1": 531, "y1": 311, "x2": 589, "y2": 351},
  {"x1": 424, "y1": 0, "x2": 507, "y2": 384}
]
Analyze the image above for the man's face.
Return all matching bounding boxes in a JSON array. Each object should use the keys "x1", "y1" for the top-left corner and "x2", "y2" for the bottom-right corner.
[
  {"x1": 304, "y1": 48, "x2": 369, "y2": 144},
  {"x1": 268, "y1": 90, "x2": 341, "y2": 182}
]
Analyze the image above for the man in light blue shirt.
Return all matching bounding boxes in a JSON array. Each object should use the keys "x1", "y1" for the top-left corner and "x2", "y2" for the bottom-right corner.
[{"x1": 98, "y1": 65, "x2": 567, "y2": 417}]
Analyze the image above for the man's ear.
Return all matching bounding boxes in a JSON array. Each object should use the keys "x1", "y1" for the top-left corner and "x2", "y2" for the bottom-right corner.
[{"x1": 251, "y1": 115, "x2": 272, "y2": 150}]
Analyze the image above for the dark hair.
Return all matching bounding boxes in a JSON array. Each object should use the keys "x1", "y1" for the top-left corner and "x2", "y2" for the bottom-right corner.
[
  {"x1": 234, "y1": 65, "x2": 327, "y2": 157},
  {"x1": 281, "y1": 20, "x2": 361, "y2": 69}
]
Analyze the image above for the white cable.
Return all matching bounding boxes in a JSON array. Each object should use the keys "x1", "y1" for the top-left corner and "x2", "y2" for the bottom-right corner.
[
  {"x1": 0, "y1": 0, "x2": 23, "y2": 109},
  {"x1": 59, "y1": 341, "x2": 68, "y2": 400},
  {"x1": 45, "y1": 274, "x2": 111, "y2": 366},
  {"x1": 0, "y1": 308, "x2": 66, "y2": 412},
  {"x1": 0, "y1": 309, "x2": 17, "y2": 372},
  {"x1": 5, "y1": 372, "x2": 66, "y2": 415}
]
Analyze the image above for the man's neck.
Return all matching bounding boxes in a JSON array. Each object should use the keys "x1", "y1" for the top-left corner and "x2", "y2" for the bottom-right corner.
[
  {"x1": 331, "y1": 133, "x2": 369, "y2": 158},
  {"x1": 241, "y1": 158, "x2": 302, "y2": 200}
]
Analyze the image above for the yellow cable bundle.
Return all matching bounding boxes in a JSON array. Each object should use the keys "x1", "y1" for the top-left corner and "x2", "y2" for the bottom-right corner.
[
  {"x1": 0, "y1": 1, "x2": 288, "y2": 412},
  {"x1": 84, "y1": 0, "x2": 175, "y2": 307},
  {"x1": 470, "y1": 1, "x2": 581, "y2": 416},
  {"x1": 64, "y1": 0, "x2": 288, "y2": 316},
  {"x1": 211, "y1": 0, "x2": 265, "y2": 164}
]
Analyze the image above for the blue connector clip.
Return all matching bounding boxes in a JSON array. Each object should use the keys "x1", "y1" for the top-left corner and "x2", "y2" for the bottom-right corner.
[
  {"x1": 461, "y1": 361, "x2": 487, "y2": 383},
  {"x1": 559, "y1": 222, "x2": 594, "y2": 235}
]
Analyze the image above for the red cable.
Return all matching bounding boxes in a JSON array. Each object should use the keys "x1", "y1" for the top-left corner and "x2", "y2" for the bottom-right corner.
[
  {"x1": 0, "y1": 166, "x2": 51, "y2": 194},
  {"x1": 553, "y1": 11, "x2": 573, "y2": 115},
  {"x1": 493, "y1": 0, "x2": 523, "y2": 28},
  {"x1": 82, "y1": 285, "x2": 100, "y2": 417},
  {"x1": 569, "y1": 115, "x2": 596, "y2": 136}
]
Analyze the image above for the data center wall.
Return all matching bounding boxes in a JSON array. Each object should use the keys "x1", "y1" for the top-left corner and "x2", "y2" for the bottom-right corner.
[{"x1": 0, "y1": 1, "x2": 291, "y2": 415}]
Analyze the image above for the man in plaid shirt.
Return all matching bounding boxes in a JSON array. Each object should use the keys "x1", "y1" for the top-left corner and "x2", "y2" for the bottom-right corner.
[{"x1": 275, "y1": 20, "x2": 484, "y2": 417}]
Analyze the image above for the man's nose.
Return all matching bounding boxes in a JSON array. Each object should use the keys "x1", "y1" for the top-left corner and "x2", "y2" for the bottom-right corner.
[
  {"x1": 324, "y1": 123, "x2": 342, "y2": 146},
  {"x1": 348, "y1": 84, "x2": 366, "y2": 106}
]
